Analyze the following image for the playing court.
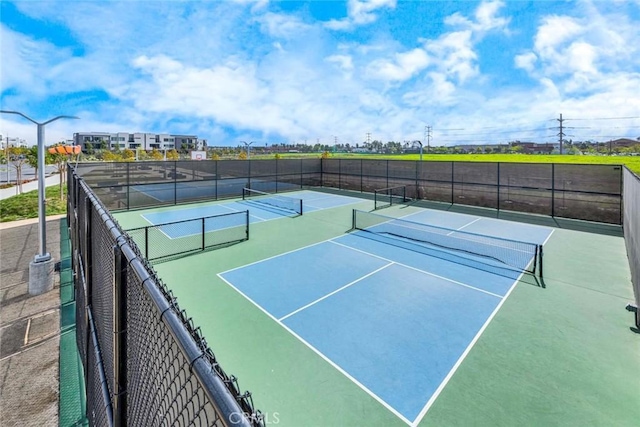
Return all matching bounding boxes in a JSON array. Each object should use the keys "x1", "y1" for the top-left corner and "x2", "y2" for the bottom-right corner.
[{"x1": 113, "y1": 189, "x2": 636, "y2": 427}]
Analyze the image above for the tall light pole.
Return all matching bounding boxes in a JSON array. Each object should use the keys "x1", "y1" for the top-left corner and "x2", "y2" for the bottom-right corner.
[
  {"x1": 240, "y1": 141, "x2": 255, "y2": 159},
  {"x1": 1, "y1": 110, "x2": 79, "y2": 295}
]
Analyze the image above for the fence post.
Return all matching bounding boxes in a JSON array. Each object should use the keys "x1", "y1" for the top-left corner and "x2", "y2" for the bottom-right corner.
[
  {"x1": 451, "y1": 162, "x2": 455, "y2": 204},
  {"x1": 360, "y1": 159, "x2": 363, "y2": 192},
  {"x1": 551, "y1": 163, "x2": 555, "y2": 217},
  {"x1": 338, "y1": 159, "x2": 342, "y2": 190},
  {"x1": 113, "y1": 243, "x2": 128, "y2": 427},
  {"x1": 174, "y1": 161, "x2": 178, "y2": 205},
  {"x1": 497, "y1": 162, "x2": 501, "y2": 212},
  {"x1": 275, "y1": 158, "x2": 279, "y2": 193},
  {"x1": 202, "y1": 218, "x2": 206, "y2": 250}
]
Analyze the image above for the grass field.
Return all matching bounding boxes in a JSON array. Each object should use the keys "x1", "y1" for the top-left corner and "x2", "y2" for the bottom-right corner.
[
  {"x1": 0, "y1": 185, "x2": 67, "y2": 222},
  {"x1": 261, "y1": 152, "x2": 640, "y2": 174}
]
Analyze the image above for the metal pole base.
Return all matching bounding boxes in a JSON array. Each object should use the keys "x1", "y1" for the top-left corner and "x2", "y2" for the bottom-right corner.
[{"x1": 29, "y1": 256, "x2": 55, "y2": 295}]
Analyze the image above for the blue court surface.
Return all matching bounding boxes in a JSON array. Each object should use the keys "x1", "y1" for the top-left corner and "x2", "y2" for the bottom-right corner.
[
  {"x1": 141, "y1": 190, "x2": 361, "y2": 238},
  {"x1": 218, "y1": 212, "x2": 553, "y2": 424}
]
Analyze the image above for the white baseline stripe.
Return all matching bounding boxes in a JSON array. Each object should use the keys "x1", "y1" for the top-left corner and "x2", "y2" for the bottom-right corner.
[
  {"x1": 410, "y1": 270, "x2": 526, "y2": 426},
  {"x1": 216, "y1": 273, "x2": 413, "y2": 426},
  {"x1": 329, "y1": 240, "x2": 503, "y2": 299},
  {"x1": 279, "y1": 263, "x2": 394, "y2": 321}
]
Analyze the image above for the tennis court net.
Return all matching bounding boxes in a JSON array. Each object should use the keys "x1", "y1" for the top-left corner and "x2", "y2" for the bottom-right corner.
[
  {"x1": 374, "y1": 185, "x2": 408, "y2": 210},
  {"x1": 352, "y1": 209, "x2": 543, "y2": 277},
  {"x1": 242, "y1": 187, "x2": 303, "y2": 215}
]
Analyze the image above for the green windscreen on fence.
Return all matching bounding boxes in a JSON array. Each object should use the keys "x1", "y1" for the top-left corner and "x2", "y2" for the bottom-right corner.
[
  {"x1": 73, "y1": 160, "x2": 623, "y2": 224},
  {"x1": 623, "y1": 167, "x2": 640, "y2": 329}
]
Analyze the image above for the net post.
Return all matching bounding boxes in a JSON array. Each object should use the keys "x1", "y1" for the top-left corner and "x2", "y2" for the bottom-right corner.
[
  {"x1": 538, "y1": 245, "x2": 544, "y2": 279},
  {"x1": 246, "y1": 210, "x2": 250, "y2": 240},
  {"x1": 144, "y1": 226, "x2": 149, "y2": 260},
  {"x1": 299, "y1": 198, "x2": 303, "y2": 215},
  {"x1": 201, "y1": 217, "x2": 206, "y2": 250},
  {"x1": 352, "y1": 209, "x2": 356, "y2": 230}
]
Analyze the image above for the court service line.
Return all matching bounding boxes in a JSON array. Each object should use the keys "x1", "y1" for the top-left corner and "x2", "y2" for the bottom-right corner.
[
  {"x1": 278, "y1": 263, "x2": 394, "y2": 321},
  {"x1": 219, "y1": 238, "x2": 338, "y2": 275},
  {"x1": 447, "y1": 217, "x2": 482, "y2": 234},
  {"x1": 410, "y1": 269, "x2": 526, "y2": 427},
  {"x1": 329, "y1": 240, "x2": 503, "y2": 299},
  {"x1": 216, "y1": 274, "x2": 413, "y2": 427},
  {"x1": 218, "y1": 202, "x2": 268, "y2": 222}
]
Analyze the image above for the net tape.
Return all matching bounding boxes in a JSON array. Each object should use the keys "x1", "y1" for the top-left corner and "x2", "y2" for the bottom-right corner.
[
  {"x1": 352, "y1": 209, "x2": 542, "y2": 276},
  {"x1": 242, "y1": 187, "x2": 303, "y2": 215}
]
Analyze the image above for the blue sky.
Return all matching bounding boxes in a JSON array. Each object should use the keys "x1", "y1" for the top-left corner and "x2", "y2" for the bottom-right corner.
[{"x1": 1, "y1": 0, "x2": 639, "y2": 147}]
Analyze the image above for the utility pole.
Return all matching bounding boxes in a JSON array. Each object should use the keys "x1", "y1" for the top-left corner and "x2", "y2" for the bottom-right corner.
[
  {"x1": 366, "y1": 132, "x2": 371, "y2": 146},
  {"x1": 334, "y1": 136, "x2": 338, "y2": 152},
  {"x1": 557, "y1": 113, "x2": 565, "y2": 155},
  {"x1": 424, "y1": 125, "x2": 432, "y2": 154}
]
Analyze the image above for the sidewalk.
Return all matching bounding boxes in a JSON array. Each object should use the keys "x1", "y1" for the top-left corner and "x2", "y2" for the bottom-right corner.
[
  {"x1": 0, "y1": 216, "x2": 85, "y2": 426},
  {"x1": 0, "y1": 175, "x2": 61, "y2": 201}
]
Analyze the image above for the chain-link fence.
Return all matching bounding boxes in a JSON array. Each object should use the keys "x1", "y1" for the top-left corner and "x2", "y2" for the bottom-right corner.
[
  {"x1": 126, "y1": 211, "x2": 249, "y2": 263},
  {"x1": 68, "y1": 166, "x2": 263, "y2": 426},
  {"x1": 322, "y1": 159, "x2": 623, "y2": 224},
  {"x1": 73, "y1": 159, "x2": 623, "y2": 224},
  {"x1": 75, "y1": 159, "x2": 322, "y2": 211},
  {"x1": 623, "y1": 167, "x2": 640, "y2": 329}
]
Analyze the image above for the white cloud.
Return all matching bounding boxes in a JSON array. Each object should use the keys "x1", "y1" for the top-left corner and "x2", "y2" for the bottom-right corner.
[
  {"x1": 515, "y1": 52, "x2": 538, "y2": 72},
  {"x1": 256, "y1": 12, "x2": 311, "y2": 38},
  {"x1": 368, "y1": 48, "x2": 430, "y2": 81},
  {"x1": 445, "y1": 0, "x2": 509, "y2": 33},
  {"x1": 325, "y1": 0, "x2": 396, "y2": 30},
  {"x1": 326, "y1": 55, "x2": 354, "y2": 72}
]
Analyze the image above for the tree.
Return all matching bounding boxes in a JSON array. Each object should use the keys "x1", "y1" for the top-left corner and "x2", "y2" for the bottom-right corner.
[
  {"x1": 321, "y1": 151, "x2": 331, "y2": 159},
  {"x1": 26, "y1": 145, "x2": 39, "y2": 179},
  {"x1": 7, "y1": 147, "x2": 28, "y2": 195},
  {"x1": 166, "y1": 149, "x2": 180, "y2": 161},
  {"x1": 149, "y1": 149, "x2": 164, "y2": 160},
  {"x1": 274, "y1": 153, "x2": 282, "y2": 160},
  {"x1": 102, "y1": 151, "x2": 122, "y2": 161},
  {"x1": 238, "y1": 151, "x2": 247, "y2": 160},
  {"x1": 210, "y1": 152, "x2": 220, "y2": 161},
  {"x1": 46, "y1": 143, "x2": 80, "y2": 200},
  {"x1": 84, "y1": 142, "x2": 94, "y2": 155},
  {"x1": 122, "y1": 148, "x2": 135, "y2": 161},
  {"x1": 100, "y1": 141, "x2": 107, "y2": 151}
]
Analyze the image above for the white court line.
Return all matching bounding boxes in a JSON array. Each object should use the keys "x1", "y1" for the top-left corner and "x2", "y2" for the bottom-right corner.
[
  {"x1": 410, "y1": 269, "x2": 526, "y2": 427},
  {"x1": 216, "y1": 273, "x2": 413, "y2": 426},
  {"x1": 218, "y1": 202, "x2": 268, "y2": 221},
  {"x1": 219, "y1": 238, "x2": 336, "y2": 275},
  {"x1": 278, "y1": 263, "x2": 394, "y2": 321},
  {"x1": 329, "y1": 240, "x2": 503, "y2": 299},
  {"x1": 542, "y1": 228, "x2": 555, "y2": 246},
  {"x1": 447, "y1": 217, "x2": 482, "y2": 234}
]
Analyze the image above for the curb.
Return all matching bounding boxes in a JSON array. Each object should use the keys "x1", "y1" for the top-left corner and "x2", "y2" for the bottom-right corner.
[{"x1": 0, "y1": 214, "x2": 67, "y2": 231}]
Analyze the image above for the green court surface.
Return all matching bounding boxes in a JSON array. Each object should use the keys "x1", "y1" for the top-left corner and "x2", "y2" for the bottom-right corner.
[{"x1": 113, "y1": 190, "x2": 640, "y2": 427}]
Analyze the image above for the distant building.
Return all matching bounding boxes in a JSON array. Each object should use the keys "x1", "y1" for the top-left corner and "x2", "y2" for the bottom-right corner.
[
  {"x1": 73, "y1": 132, "x2": 206, "y2": 152},
  {"x1": 0, "y1": 134, "x2": 28, "y2": 149}
]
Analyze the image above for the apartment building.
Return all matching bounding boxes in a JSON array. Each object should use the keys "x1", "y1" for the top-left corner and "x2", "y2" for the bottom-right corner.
[
  {"x1": 73, "y1": 132, "x2": 206, "y2": 152},
  {"x1": 1, "y1": 134, "x2": 29, "y2": 149}
]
